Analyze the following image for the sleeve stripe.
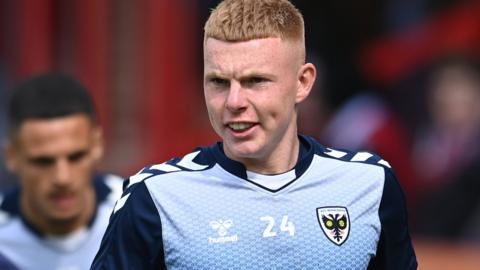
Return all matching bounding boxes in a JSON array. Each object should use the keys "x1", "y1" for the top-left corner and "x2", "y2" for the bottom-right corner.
[
  {"x1": 378, "y1": 159, "x2": 391, "y2": 168},
  {"x1": 126, "y1": 173, "x2": 153, "y2": 189},
  {"x1": 113, "y1": 193, "x2": 131, "y2": 214},
  {"x1": 177, "y1": 151, "x2": 208, "y2": 170},
  {"x1": 351, "y1": 152, "x2": 373, "y2": 162},
  {"x1": 151, "y1": 163, "x2": 182, "y2": 172},
  {"x1": 324, "y1": 148, "x2": 348, "y2": 158}
]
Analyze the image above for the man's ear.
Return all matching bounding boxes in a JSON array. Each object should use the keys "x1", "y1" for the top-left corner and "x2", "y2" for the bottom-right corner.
[
  {"x1": 296, "y1": 62, "x2": 316, "y2": 104},
  {"x1": 4, "y1": 141, "x2": 18, "y2": 173},
  {"x1": 90, "y1": 127, "x2": 104, "y2": 163}
]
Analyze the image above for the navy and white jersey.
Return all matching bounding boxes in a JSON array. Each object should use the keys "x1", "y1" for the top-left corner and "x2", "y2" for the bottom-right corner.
[
  {"x1": 0, "y1": 174, "x2": 123, "y2": 270},
  {"x1": 91, "y1": 135, "x2": 417, "y2": 269}
]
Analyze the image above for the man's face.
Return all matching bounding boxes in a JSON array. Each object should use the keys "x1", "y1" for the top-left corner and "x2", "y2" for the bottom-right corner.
[
  {"x1": 5, "y1": 114, "x2": 103, "y2": 225},
  {"x1": 430, "y1": 66, "x2": 480, "y2": 131},
  {"x1": 204, "y1": 37, "x2": 313, "y2": 171}
]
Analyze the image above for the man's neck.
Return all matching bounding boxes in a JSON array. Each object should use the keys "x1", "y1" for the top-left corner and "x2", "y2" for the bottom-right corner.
[
  {"x1": 21, "y1": 188, "x2": 95, "y2": 236},
  {"x1": 243, "y1": 133, "x2": 300, "y2": 175}
]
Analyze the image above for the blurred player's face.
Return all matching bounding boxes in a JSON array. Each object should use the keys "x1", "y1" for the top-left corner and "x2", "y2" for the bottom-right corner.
[
  {"x1": 204, "y1": 37, "x2": 315, "y2": 173},
  {"x1": 430, "y1": 65, "x2": 480, "y2": 132},
  {"x1": 5, "y1": 114, "x2": 103, "y2": 234}
]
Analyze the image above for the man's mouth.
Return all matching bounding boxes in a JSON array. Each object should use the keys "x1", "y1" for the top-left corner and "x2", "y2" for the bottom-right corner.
[
  {"x1": 227, "y1": 122, "x2": 254, "y2": 132},
  {"x1": 49, "y1": 192, "x2": 76, "y2": 209}
]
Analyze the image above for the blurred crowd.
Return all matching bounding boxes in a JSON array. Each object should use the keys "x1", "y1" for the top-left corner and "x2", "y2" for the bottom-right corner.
[
  {"x1": 304, "y1": 54, "x2": 480, "y2": 243},
  {"x1": 1, "y1": 0, "x2": 480, "y2": 244},
  {"x1": 293, "y1": 0, "x2": 480, "y2": 243}
]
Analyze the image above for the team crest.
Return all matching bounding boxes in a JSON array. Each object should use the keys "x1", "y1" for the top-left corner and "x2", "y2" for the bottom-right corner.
[{"x1": 316, "y1": 206, "x2": 350, "y2": 246}]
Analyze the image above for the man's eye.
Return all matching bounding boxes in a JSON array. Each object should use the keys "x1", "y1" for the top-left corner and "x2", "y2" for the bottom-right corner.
[
  {"x1": 68, "y1": 151, "x2": 88, "y2": 163},
  {"x1": 209, "y1": 77, "x2": 229, "y2": 87},
  {"x1": 29, "y1": 157, "x2": 55, "y2": 167},
  {"x1": 243, "y1": 77, "x2": 267, "y2": 87},
  {"x1": 250, "y1": 77, "x2": 265, "y2": 83}
]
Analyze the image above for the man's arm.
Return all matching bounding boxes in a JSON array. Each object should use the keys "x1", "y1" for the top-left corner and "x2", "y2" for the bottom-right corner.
[
  {"x1": 90, "y1": 180, "x2": 166, "y2": 270},
  {"x1": 367, "y1": 168, "x2": 417, "y2": 269}
]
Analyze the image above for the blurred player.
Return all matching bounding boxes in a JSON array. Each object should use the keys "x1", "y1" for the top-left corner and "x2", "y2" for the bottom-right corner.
[
  {"x1": 91, "y1": 0, "x2": 417, "y2": 269},
  {"x1": 0, "y1": 74, "x2": 122, "y2": 270}
]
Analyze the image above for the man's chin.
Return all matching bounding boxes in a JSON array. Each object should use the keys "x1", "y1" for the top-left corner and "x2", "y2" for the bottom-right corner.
[
  {"x1": 46, "y1": 210, "x2": 81, "y2": 226},
  {"x1": 225, "y1": 146, "x2": 262, "y2": 162}
]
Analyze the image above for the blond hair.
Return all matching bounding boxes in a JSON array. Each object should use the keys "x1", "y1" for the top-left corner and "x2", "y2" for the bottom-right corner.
[{"x1": 204, "y1": 0, "x2": 304, "y2": 43}]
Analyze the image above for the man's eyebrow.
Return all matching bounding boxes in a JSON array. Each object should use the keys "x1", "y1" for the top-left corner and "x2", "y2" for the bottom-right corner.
[
  {"x1": 68, "y1": 150, "x2": 89, "y2": 161},
  {"x1": 238, "y1": 72, "x2": 274, "y2": 80},
  {"x1": 204, "y1": 72, "x2": 225, "y2": 79},
  {"x1": 27, "y1": 156, "x2": 56, "y2": 166}
]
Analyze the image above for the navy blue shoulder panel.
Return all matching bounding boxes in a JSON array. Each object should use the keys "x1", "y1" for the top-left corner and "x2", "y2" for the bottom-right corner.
[
  {"x1": 209, "y1": 135, "x2": 315, "y2": 181},
  {"x1": 0, "y1": 186, "x2": 20, "y2": 216},
  {"x1": 367, "y1": 168, "x2": 417, "y2": 269},
  {"x1": 169, "y1": 146, "x2": 215, "y2": 170},
  {"x1": 90, "y1": 181, "x2": 166, "y2": 270},
  {"x1": 306, "y1": 135, "x2": 392, "y2": 169},
  {"x1": 0, "y1": 252, "x2": 19, "y2": 270},
  {"x1": 93, "y1": 174, "x2": 113, "y2": 203},
  {"x1": 208, "y1": 142, "x2": 249, "y2": 180},
  {"x1": 92, "y1": 148, "x2": 219, "y2": 268},
  {"x1": 122, "y1": 147, "x2": 216, "y2": 190}
]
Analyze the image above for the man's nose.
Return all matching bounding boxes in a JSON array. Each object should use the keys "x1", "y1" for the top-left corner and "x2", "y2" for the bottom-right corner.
[
  {"x1": 225, "y1": 82, "x2": 247, "y2": 112},
  {"x1": 53, "y1": 159, "x2": 72, "y2": 186}
]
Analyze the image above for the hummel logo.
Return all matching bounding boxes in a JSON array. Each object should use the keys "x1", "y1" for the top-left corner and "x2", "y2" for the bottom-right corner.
[
  {"x1": 208, "y1": 219, "x2": 238, "y2": 244},
  {"x1": 210, "y1": 220, "x2": 233, "y2": 236}
]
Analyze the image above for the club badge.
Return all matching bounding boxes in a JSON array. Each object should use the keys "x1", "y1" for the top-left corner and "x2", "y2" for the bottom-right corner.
[{"x1": 316, "y1": 206, "x2": 350, "y2": 246}]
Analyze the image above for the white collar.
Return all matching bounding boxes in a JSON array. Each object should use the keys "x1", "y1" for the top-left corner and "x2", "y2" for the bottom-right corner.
[
  {"x1": 44, "y1": 226, "x2": 89, "y2": 252},
  {"x1": 246, "y1": 169, "x2": 297, "y2": 191}
]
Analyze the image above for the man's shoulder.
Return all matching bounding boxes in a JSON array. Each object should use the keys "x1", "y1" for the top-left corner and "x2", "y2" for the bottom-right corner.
[
  {"x1": 124, "y1": 147, "x2": 216, "y2": 190},
  {"x1": 94, "y1": 173, "x2": 124, "y2": 206},
  {"x1": 306, "y1": 136, "x2": 392, "y2": 170},
  {"x1": 0, "y1": 188, "x2": 35, "y2": 270},
  {"x1": 109, "y1": 147, "x2": 217, "y2": 214},
  {"x1": 0, "y1": 186, "x2": 21, "y2": 226}
]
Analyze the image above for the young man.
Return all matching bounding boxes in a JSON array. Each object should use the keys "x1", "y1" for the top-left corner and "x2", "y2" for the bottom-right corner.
[
  {"x1": 91, "y1": 0, "x2": 417, "y2": 269},
  {"x1": 0, "y1": 74, "x2": 122, "y2": 270}
]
